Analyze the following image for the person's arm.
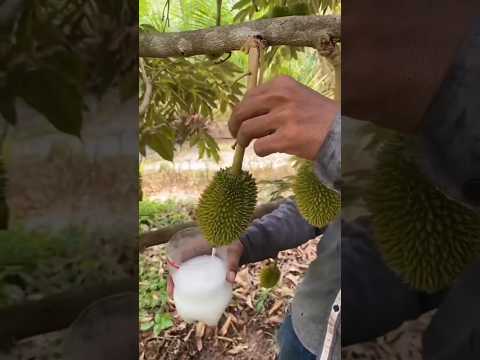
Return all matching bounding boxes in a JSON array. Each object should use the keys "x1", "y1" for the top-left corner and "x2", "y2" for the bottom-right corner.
[
  {"x1": 239, "y1": 112, "x2": 341, "y2": 265},
  {"x1": 239, "y1": 199, "x2": 321, "y2": 265}
]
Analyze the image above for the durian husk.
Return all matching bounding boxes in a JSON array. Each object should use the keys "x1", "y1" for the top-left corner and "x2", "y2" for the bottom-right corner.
[
  {"x1": 366, "y1": 135, "x2": 480, "y2": 292},
  {"x1": 293, "y1": 161, "x2": 340, "y2": 228},
  {"x1": 259, "y1": 262, "x2": 281, "y2": 288},
  {"x1": 196, "y1": 167, "x2": 257, "y2": 247}
]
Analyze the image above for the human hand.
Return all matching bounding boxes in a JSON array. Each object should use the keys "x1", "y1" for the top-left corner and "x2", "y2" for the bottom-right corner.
[
  {"x1": 229, "y1": 75, "x2": 338, "y2": 160},
  {"x1": 166, "y1": 237, "x2": 244, "y2": 299}
]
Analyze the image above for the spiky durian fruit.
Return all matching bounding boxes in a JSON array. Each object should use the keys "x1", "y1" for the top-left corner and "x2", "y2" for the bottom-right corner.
[
  {"x1": 260, "y1": 262, "x2": 281, "y2": 288},
  {"x1": 293, "y1": 161, "x2": 340, "y2": 228},
  {"x1": 196, "y1": 167, "x2": 257, "y2": 247},
  {"x1": 366, "y1": 136, "x2": 480, "y2": 293}
]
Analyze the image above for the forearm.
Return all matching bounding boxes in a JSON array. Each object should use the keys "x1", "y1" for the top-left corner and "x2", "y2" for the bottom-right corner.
[{"x1": 239, "y1": 200, "x2": 320, "y2": 265}]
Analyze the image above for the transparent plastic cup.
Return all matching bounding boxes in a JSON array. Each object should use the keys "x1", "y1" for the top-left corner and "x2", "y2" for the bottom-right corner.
[{"x1": 167, "y1": 226, "x2": 232, "y2": 326}]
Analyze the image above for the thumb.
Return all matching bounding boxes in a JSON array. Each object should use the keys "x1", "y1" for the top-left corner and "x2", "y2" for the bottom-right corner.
[
  {"x1": 226, "y1": 270, "x2": 237, "y2": 283},
  {"x1": 225, "y1": 242, "x2": 243, "y2": 283}
]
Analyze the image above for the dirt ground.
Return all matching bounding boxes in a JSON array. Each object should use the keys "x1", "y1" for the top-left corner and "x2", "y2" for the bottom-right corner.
[
  {"x1": 140, "y1": 240, "x2": 434, "y2": 360},
  {"x1": 139, "y1": 238, "x2": 320, "y2": 360}
]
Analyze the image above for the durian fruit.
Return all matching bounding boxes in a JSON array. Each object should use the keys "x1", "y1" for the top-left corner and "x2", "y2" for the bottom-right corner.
[
  {"x1": 197, "y1": 44, "x2": 261, "y2": 248},
  {"x1": 196, "y1": 167, "x2": 257, "y2": 247},
  {"x1": 259, "y1": 262, "x2": 281, "y2": 288},
  {"x1": 366, "y1": 135, "x2": 480, "y2": 293},
  {"x1": 293, "y1": 160, "x2": 340, "y2": 228}
]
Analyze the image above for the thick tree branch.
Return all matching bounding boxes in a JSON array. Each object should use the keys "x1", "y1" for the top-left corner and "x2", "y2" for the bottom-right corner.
[
  {"x1": 140, "y1": 199, "x2": 287, "y2": 250},
  {"x1": 140, "y1": 15, "x2": 340, "y2": 59},
  {"x1": 139, "y1": 58, "x2": 153, "y2": 117},
  {"x1": 0, "y1": 279, "x2": 136, "y2": 345}
]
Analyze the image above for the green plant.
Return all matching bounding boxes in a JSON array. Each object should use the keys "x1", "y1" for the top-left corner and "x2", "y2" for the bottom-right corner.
[
  {"x1": 138, "y1": 0, "x2": 337, "y2": 163},
  {"x1": 0, "y1": 227, "x2": 104, "y2": 306},
  {"x1": 139, "y1": 255, "x2": 174, "y2": 335},
  {"x1": 139, "y1": 57, "x2": 243, "y2": 162},
  {"x1": 1, "y1": 0, "x2": 137, "y2": 137},
  {"x1": 139, "y1": 200, "x2": 192, "y2": 232},
  {"x1": 255, "y1": 287, "x2": 272, "y2": 313}
]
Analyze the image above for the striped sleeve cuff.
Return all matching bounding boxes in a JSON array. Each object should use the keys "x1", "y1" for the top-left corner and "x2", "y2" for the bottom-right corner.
[{"x1": 313, "y1": 112, "x2": 341, "y2": 193}]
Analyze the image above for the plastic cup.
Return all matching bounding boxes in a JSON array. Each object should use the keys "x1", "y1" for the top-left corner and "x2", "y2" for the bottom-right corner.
[{"x1": 167, "y1": 227, "x2": 232, "y2": 326}]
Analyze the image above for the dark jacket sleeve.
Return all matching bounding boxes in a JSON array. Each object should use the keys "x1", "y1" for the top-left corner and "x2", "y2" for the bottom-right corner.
[{"x1": 239, "y1": 200, "x2": 320, "y2": 265}]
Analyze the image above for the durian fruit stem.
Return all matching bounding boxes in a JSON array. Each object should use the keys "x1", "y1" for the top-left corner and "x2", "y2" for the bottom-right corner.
[
  {"x1": 231, "y1": 42, "x2": 261, "y2": 176},
  {"x1": 247, "y1": 44, "x2": 260, "y2": 89},
  {"x1": 232, "y1": 144, "x2": 246, "y2": 176}
]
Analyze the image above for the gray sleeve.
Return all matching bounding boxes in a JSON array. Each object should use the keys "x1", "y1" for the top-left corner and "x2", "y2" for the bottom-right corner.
[
  {"x1": 313, "y1": 112, "x2": 341, "y2": 193},
  {"x1": 239, "y1": 199, "x2": 318, "y2": 265}
]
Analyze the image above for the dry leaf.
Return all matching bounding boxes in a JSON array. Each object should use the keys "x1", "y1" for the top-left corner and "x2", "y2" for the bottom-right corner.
[
  {"x1": 195, "y1": 322, "x2": 205, "y2": 340},
  {"x1": 268, "y1": 300, "x2": 283, "y2": 316},
  {"x1": 220, "y1": 315, "x2": 233, "y2": 336},
  {"x1": 227, "y1": 344, "x2": 248, "y2": 355},
  {"x1": 183, "y1": 327, "x2": 194, "y2": 342},
  {"x1": 217, "y1": 336, "x2": 234, "y2": 343}
]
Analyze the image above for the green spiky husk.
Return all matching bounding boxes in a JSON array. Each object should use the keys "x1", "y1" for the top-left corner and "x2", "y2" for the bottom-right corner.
[
  {"x1": 196, "y1": 168, "x2": 257, "y2": 247},
  {"x1": 293, "y1": 161, "x2": 340, "y2": 228},
  {"x1": 260, "y1": 263, "x2": 281, "y2": 288},
  {"x1": 366, "y1": 136, "x2": 480, "y2": 293}
]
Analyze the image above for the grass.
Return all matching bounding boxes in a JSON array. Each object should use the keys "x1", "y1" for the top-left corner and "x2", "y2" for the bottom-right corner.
[
  {"x1": 139, "y1": 198, "x2": 195, "y2": 336},
  {"x1": 139, "y1": 199, "x2": 194, "y2": 232},
  {"x1": 139, "y1": 253, "x2": 173, "y2": 336}
]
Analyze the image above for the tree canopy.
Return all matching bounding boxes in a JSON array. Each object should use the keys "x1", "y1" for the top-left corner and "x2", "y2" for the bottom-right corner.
[{"x1": 139, "y1": 0, "x2": 340, "y2": 162}]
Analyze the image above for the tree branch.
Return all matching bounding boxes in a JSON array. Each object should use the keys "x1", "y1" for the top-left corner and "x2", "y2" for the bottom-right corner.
[
  {"x1": 0, "y1": 279, "x2": 136, "y2": 345},
  {"x1": 140, "y1": 15, "x2": 340, "y2": 59},
  {"x1": 139, "y1": 58, "x2": 153, "y2": 117},
  {"x1": 140, "y1": 199, "x2": 287, "y2": 250}
]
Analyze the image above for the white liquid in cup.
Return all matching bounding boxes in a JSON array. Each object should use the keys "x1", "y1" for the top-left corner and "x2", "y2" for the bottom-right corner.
[{"x1": 172, "y1": 255, "x2": 232, "y2": 326}]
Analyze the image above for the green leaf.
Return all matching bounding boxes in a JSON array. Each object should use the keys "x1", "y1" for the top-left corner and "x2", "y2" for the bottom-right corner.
[
  {"x1": 140, "y1": 321, "x2": 154, "y2": 331},
  {"x1": 153, "y1": 313, "x2": 173, "y2": 335},
  {"x1": 15, "y1": 68, "x2": 83, "y2": 137},
  {"x1": 232, "y1": 0, "x2": 252, "y2": 10},
  {"x1": 142, "y1": 130, "x2": 175, "y2": 162}
]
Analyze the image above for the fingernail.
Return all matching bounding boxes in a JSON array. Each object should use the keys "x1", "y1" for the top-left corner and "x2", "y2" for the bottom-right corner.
[{"x1": 227, "y1": 271, "x2": 236, "y2": 283}]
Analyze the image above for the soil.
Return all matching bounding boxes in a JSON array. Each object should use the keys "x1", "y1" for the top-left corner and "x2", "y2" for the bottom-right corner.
[{"x1": 139, "y1": 238, "x2": 320, "y2": 360}]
